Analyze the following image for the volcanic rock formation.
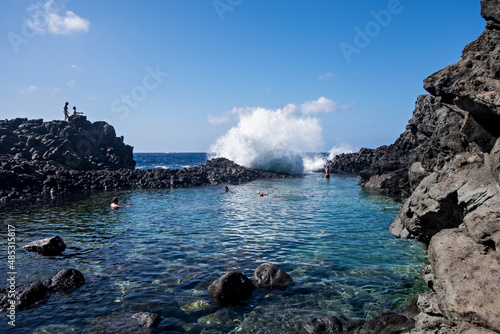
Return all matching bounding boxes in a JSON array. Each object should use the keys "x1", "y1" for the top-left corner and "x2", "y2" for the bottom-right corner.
[{"x1": 326, "y1": 1, "x2": 500, "y2": 332}]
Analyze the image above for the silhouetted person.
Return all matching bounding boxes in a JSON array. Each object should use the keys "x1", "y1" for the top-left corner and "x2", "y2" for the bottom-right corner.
[
  {"x1": 63, "y1": 102, "x2": 69, "y2": 121},
  {"x1": 73, "y1": 106, "x2": 83, "y2": 116},
  {"x1": 325, "y1": 167, "x2": 330, "y2": 179}
]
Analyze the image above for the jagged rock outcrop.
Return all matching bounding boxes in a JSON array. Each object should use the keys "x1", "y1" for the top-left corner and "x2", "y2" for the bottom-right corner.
[
  {"x1": 0, "y1": 116, "x2": 135, "y2": 170},
  {"x1": 0, "y1": 117, "x2": 289, "y2": 203},
  {"x1": 326, "y1": 1, "x2": 500, "y2": 332},
  {"x1": 327, "y1": 94, "x2": 470, "y2": 198}
]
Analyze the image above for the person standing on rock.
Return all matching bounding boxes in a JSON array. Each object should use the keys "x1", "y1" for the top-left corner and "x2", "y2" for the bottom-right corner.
[{"x1": 63, "y1": 102, "x2": 70, "y2": 121}]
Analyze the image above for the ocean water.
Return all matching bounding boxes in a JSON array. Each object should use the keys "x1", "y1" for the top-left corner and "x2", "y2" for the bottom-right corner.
[{"x1": 2, "y1": 153, "x2": 427, "y2": 333}]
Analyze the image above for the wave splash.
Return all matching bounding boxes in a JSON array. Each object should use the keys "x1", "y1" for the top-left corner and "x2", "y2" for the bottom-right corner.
[
  {"x1": 302, "y1": 143, "x2": 354, "y2": 172},
  {"x1": 210, "y1": 107, "x2": 322, "y2": 174}
]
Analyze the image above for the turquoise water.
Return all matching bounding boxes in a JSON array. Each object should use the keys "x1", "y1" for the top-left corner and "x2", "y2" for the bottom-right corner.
[{"x1": 2, "y1": 171, "x2": 427, "y2": 333}]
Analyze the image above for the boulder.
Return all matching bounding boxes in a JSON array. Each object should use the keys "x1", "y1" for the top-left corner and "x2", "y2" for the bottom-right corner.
[
  {"x1": 0, "y1": 281, "x2": 48, "y2": 311},
  {"x1": 207, "y1": 271, "x2": 255, "y2": 306},
  {"x1": 354, "y1": 312, "x2": 414, "y2": 334},
  {"x1": 253, "y1": 263, "x2": 293, "y2": 289},
  {"x1": 304, "y1": 316, "x2": 364, "y2": 334},
  {"x1": 23, "y1": 236, "x2": 66, "y2": 255},
  {"x1": 45, "y1": 268, "x2": 85, "y2": 292},
  {"x1": 428, "y1": 228, "x2": 500, "y2": 332},
  {"x1": 84, "y1": 312, "x2": 161, "y2": 334}
]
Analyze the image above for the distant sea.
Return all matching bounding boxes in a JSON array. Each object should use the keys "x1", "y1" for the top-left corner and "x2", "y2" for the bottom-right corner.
[{"x1": 3, "y1": 153, "x2": 427, "y2": 333}]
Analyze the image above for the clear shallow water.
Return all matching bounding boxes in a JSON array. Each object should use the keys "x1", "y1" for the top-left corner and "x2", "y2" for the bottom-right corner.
[{"x1": 2, "y1": 155, "x2": 427, "y2": 333}]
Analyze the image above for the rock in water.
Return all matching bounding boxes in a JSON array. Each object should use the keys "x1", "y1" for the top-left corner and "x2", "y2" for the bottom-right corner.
[
  {"x1": 207, "y1": 271, "x2": 255, "y2": 306},
  {"x1": 84, "y1": 312, "x2": 161, "y2": 334},
  {"x1": 23, "y1": 236, "x2": 66, "y2": 255},
  {"x1": 45, "y1": 268, "x2": 85, "y2": 292},
  {"x1": 253, "y1": 263, "x2": 293, "y2": 289}
]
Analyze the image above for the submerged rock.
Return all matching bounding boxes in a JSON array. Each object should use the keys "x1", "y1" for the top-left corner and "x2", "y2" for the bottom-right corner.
[
  {"x1": 84, "y1": 312, "x2": 161, "y2": 334},
  {"x1": 0, "y1": 281, "x2": 48, "y2": 311},
  {"x1": 0, "y1": 268, "x2": 85, "y2": 312},
  {"x1": 23, "y1": 235, "x2": 66, "y2": 255},
  {"x1": 304, "y1": 316, "x2": 364, "y2": 334},
  {"x1": 253, "y1": 263, "x2": 293, "y2": 289},
  {"x1": 207, "y1": 271, "x2": 255, "y2": 306}
]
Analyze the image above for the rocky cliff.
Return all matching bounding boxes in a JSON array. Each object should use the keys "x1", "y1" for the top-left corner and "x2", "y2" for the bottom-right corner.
[
  {"x1": 0, "y1": 116, "x2": 287, "y2": 203},
  {"x1": 327, "y1": 0, "x2": 500, "y2": 332}
]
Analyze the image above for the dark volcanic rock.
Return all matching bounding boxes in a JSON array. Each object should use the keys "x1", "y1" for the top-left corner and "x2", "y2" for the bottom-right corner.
[
  {"x1": 84, "y1": 312, "x2": 161, "y2": 334},
  {"x1": 207, "y1": 271, "x2": 255, "y2": 306},
  {"x1": 44, "y1": 268, "x2": 85, "y2": 292},
  {"x1": 23, "y1": 236, "x2": 66, "y2": 255},
  {"x1": 0, "y1": 116, "x2": 290, "y2": 203},
  {"x1": 304, "y1": 316, "x2": 364, "y2": 334},
  {"x1": 327, "y1": 94, "x2": 470, "y2": 198},
  {"x1": 1, "y1": 268, "x2": 85, "y2": 312},
  {"x1": 16, "y1": 282, "x2": 48, "y2": 310},
  {"x1": 0, "y1": 281, "x2": 48, "y2": 311},
  {"x1": 327, "y1": 1, "x2": 500, "y2": 332},
  {"x1": 253, "y1": 263, "x2": 293, "y2": 289}
]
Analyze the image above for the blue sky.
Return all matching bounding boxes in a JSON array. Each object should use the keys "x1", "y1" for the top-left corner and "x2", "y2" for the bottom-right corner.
[{"x1": 0, "y1": 0, "x2": 485, "y2": 152}]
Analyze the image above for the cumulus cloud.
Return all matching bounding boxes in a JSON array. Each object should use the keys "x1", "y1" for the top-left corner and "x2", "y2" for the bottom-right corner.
[
  {"x1": 67, "y1": 79, "x2": 76, "y2": 88},
  {"x1": 208, "y1": 97, "x2": 353, "y2": 125},
  {"x1": 19, "y1": 85, "x2": 37, "y2": 95},
  {"x1": 300, "y1": 97, "x2": 338, "y2": 115},
  {"x1": 27, "y1": 0, "x2": 90, "y2": 35}
]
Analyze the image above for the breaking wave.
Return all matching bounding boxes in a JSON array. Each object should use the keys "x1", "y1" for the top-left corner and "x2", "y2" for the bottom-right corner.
[{"x1": 209, "y1": 107, "x2": 322, "y2": 174}]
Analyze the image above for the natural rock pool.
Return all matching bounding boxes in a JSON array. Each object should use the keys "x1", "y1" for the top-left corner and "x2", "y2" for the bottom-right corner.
[{"x1": 2, "y1": 174, "x2": 427, "y2": 333}]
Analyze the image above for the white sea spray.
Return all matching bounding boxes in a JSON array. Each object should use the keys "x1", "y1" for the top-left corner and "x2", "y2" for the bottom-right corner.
[{"x1": 210, "y1": 107, "x2": 322, "y2": 174}]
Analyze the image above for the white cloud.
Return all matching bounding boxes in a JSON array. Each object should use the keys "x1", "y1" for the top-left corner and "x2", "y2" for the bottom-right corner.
[
  {"x1": 319, "y1": 72, "x2": 335, "y2": 80},
  {"x1": 208, "y1": 97, "x2": 354, "y2": 125},
  {"x1": 19, "y1": 85, "x2": 37, "y2": 95},
  {"x1": 207, "y1": 114, "x2": 230, "y2": 125},
  {"x1": 51, "y1": 87, "x2": 60, "y2": 96},
  {"x1": 67, "y1": 79, "x2": 76, "y2": 88},
  {"x1": 300, "y1": 97, "x2": 338, "y2": 115},
  {"x1": 71, "y1": 64, "x2": 82, "y2": 71},
  {"x1": 26, "y1": 1, "x2": 90, "y2": 35}
]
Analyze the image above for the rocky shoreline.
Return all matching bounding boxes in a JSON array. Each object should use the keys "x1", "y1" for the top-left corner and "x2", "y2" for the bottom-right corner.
[
  {"x1": 326, "y1": 0, "x2": 500, "y2": 332},
  {"x1": 2, "y1": 1, "x2": 499, "y2": 332},
  {"x1": 0, "y1": 115, "x2": 289, "y2": 204}
]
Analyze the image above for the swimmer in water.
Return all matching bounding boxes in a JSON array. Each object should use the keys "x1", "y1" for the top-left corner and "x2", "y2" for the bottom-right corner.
[
  {"x1": 257, "y1": 191, "x2": 268, "y2": 197},
  {"x1": 110, "y1": 197, "x2": 130, "y2": 209},
  {"x1": 325, "y1": 166, "x2": 330, "y2": 179},
  {"x1": 224, "y1": 185, "x2": 229, "y2": 192}
]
